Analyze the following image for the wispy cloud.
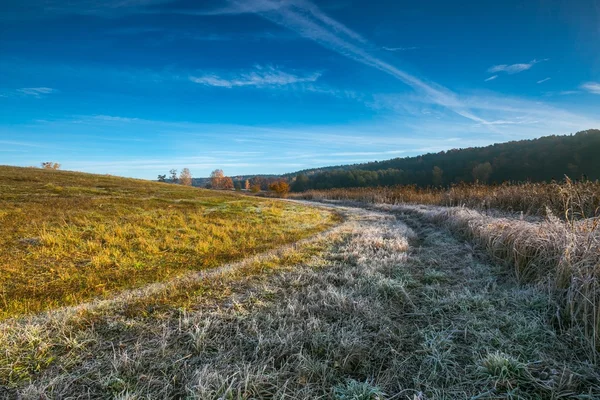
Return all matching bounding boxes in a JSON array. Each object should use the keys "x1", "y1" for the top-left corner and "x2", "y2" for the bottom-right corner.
[
  {"x1": 201, "y1": 0, "x2": 367, "y2": 43},
  {"x1": 4, "y1": 0, "x2": 169, "y2": 19},
  {"x1": 201, "y1": 0, "x2": 486, "y2": 123},
  {"x1": 331, "y1": 150, "x2": 407, "y2": 157},
  {"x1": 537, "y1": 77, "x2": 551, "y2": 84},
  {"x1": 0, "y1": 140, "x2": 48, "y2": 148},
  {"x1": 92, "y1": 115, "x2": 141, "y2": 123},
  {"x1": 484, "y1": 75, "x2": 498, "y2": 82},
  {"x1": 382, "y1": 46, "x2": 418, "y2": 52},
  {"x1": 488, "y1": 59, "x2": 547, "y2": 74},
  {"x1": 193, "y1": 0, "x2": 593, "y2": 131},
  {"x1": 15, "y1": 87, "x2": 57, "y2": 98},
  {"x1": 580, "y1": 81, "x2": 600, "y2": 94},
  {"x1": 190, "y1": 65, "x2": 321, "y2": 88}
]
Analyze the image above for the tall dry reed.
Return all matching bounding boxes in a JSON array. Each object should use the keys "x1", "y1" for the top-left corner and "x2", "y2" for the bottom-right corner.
[
  {"x1": 292, "y1": 179, "x2": 600, "y2": 355},
  {"x1": 291, "y1": 179, "x2": 600, "y2": 219}
]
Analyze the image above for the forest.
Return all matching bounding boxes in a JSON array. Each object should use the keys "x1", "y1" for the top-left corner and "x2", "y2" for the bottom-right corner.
[{"x1": 290, "y1": 129, "x2": 600, "y2": 191}]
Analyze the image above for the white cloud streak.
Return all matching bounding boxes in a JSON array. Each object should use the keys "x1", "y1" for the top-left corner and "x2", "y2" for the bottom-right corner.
[
  {"x1": 537, "y1": 77, "x2": 551, "y2": 84},
  {"x1": 484, "y1": 75, "x2": 498, "y2": 82},
  {"x1": 15, "y1": 87, "x2": 56, "y2": 97},
  {"x1": 488, "y1": 59, "x2": 547, "y2": 74},
  {"x1": 382, "y1": 46, "x2": 418, "y2": 52},
  {"x1": 190, "y1": 65, "x2": 321, "y2": 88},
  {"x1": 212, "y1": 0, "x2": 487, "y2": 123},
  {"x1": 580, "y1": 82, "x2": 600, "y2": 94}
]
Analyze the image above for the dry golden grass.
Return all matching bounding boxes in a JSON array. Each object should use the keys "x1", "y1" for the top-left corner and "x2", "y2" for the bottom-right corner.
[
  {"x1": 291, "y1": 178, "x2": 600, "y2": 219},
  {"x1": 0, "y1": 166, "x2": 338, "y2": 319}
]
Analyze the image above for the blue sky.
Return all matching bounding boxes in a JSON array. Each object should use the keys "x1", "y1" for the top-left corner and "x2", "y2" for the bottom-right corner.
[{"x1": 1, "y1": 0, "x2": 599, "y2": 179}]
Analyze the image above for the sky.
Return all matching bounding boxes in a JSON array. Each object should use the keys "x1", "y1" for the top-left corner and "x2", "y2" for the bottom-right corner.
[{"x1": 1, "y1": 0, "x2": 599, "y2": 179}]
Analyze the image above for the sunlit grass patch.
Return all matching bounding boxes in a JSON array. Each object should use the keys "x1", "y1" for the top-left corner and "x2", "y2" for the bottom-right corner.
[
  {"x1": 0, "y1": 216, "x2": 338, "y2": 388},
  {"x1": 0, "y1": 166, "x2": 339, "y2": 319}
]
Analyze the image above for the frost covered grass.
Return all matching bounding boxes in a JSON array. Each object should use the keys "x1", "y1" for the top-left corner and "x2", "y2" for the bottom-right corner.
[
  {"x1": 293, "y1": 183, "x2": 600, "y2": 356},
  {"x1": 393, "y1": 203, "x2": 600, "y2": 357},
  {"x1": 3, "y1": 204, "x2": 598, "y2": 398}
]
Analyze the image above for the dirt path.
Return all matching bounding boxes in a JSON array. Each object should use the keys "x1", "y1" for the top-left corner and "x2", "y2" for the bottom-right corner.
[{"x1": 4, "y1": 202, "x2": 599, "y2": 399}]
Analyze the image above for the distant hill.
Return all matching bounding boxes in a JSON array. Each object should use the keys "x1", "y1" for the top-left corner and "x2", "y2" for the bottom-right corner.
[{"x1": 288, "y1": 129, "x2": 600, "y2": 191}]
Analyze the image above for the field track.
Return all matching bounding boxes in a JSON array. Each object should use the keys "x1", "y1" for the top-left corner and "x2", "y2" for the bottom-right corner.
[{"x1": 3, "y1": 201, "x2": 599, "y2": 399}]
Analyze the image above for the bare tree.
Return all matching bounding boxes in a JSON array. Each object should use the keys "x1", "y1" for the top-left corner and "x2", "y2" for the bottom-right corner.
[
  {"x1": 179, "y1": 168, "x2": 192, "y2": 186},
  {"x1": 169, "y1": 169, "x2": 178, "y2": 183}
]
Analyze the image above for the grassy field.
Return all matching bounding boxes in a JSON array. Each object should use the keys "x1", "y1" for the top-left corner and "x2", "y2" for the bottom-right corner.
[
  {"x1": 292, "y1": 184, "x2": 600, "y2": 356},
  {"x1": 3, "y1": 203, "x2": 598, "y2": 398},
  {"x1": 0, "y1": 166, "x2": 338, "y2": 319},
  {"x1": 3, "y1": 168, "x2": 599, "y2": 398}
]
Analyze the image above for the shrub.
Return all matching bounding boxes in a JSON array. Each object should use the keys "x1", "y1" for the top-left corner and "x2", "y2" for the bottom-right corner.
[{"x1": 269, "y1": 180, "x2": 290, "y2": 198}]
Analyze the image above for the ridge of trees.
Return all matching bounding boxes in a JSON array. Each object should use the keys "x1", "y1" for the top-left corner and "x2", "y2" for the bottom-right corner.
[{"x1": 290, "y1": 129, "x2": 600, "y2": 191}]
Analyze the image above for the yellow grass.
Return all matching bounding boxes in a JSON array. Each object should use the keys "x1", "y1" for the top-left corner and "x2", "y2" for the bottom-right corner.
[
  {"x1": 291, "y1": 179, "x2": 600, "y2": 219},
  {"x1": 0, "y1": 166, "x2": 338, "y2": 319}
]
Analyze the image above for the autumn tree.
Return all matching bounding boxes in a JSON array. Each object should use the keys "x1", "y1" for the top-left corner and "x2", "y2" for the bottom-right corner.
[
  {"x1": 210, "y1": 169, "x2": 234, "y2": 190},
  {"x1": 210, "y1": 169, "x2": 224, "y2": 188},
  {"x1": 221, "y1": 177, "x2": 234, "y2": 190},
  {"x1": 269, "y1": 180, "x2": 290, "y2": 198},
  {"x1": 244, "y1": 179, "x2": 251, "y2": 190},
  {"x1": 249, "y1": 176, "x2": 265, "y2": 190},
  {"x1": 41, "y1": 162, "x2": 61, "y2": 170},
  {"x1": 179, "y1": 168, "x2": 192, "y2": 186}
]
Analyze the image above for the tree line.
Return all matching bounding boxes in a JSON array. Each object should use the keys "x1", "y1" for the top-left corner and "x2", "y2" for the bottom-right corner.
[
  {"x1": 289, "y1": 129, "x2": 600, "y2": 191},
  {"x1": 158, "y1": 169, "x2": 290, "y2": 196}
]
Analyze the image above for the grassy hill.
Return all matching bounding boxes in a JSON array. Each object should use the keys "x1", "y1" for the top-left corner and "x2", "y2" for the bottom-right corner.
[{"x1": 0, "y1": 166, "x2": 337, "y2": 319}]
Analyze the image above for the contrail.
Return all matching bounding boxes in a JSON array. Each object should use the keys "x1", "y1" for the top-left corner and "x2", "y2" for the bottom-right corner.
[{"x1": 231, "y1": 0, "x2": 488, "y2": 123}]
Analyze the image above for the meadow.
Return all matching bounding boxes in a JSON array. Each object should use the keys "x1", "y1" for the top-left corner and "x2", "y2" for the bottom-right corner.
[
  {"x1": 291, "y1": 180, "x2": 600, "y2": 356},
  {"x1": 0, "y1": 166, "x2": 337, "y2": 319},
  {"x1": 4, "y1": 201, "x2": 599, "y2": 398},
  {"x1": 2, "y1": 169, "x2": 600, "y2": 398}
]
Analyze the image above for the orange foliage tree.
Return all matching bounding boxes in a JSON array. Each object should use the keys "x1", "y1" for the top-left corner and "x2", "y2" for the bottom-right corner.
[
  {"x1": 269, "y1": 180, "x2": 290, "y2": 198},
  {"x1": 211, "y1": 169, "x2": 234, "y2": 190}
]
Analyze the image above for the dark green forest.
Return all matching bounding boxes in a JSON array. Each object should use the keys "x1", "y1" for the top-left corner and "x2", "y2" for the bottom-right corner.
[{"x1": 290, "y1": 129, "x2": 600, "y2": 191}]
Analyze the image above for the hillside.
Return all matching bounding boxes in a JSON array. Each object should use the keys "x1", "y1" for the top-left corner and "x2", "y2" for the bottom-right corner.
[
  {"x1": 288, "y1": 129, "x2": 600, "y2": 190},
  {"x1": 0, "y1": 166, "x2": 337, "y2": 319}
]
